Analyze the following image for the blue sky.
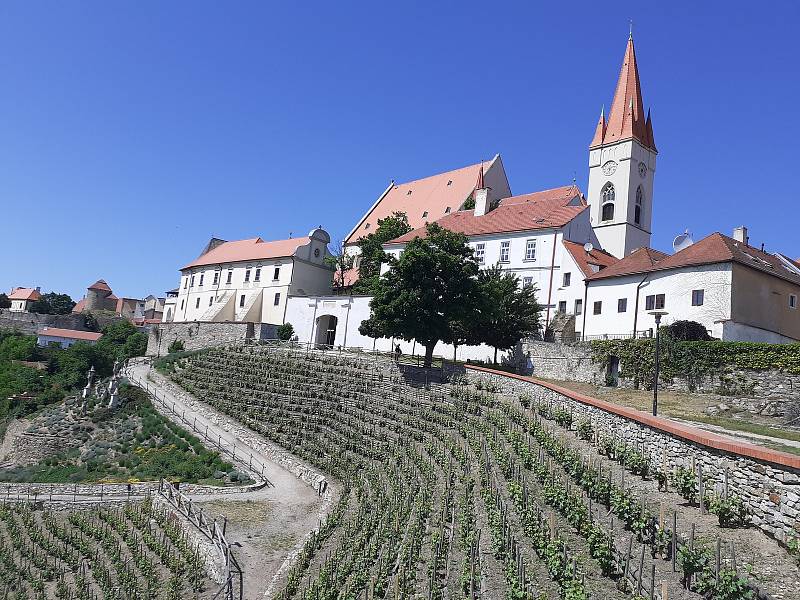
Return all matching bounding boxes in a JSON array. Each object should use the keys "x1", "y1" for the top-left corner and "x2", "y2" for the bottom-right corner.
[{"x1": 1, "y1": 2, "x2": 798, "y2": 300}]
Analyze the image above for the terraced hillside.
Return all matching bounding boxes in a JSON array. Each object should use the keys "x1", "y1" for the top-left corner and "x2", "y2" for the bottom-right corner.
[{"x1": 169, "y1": 345, "x2": 799, "y2": 600}]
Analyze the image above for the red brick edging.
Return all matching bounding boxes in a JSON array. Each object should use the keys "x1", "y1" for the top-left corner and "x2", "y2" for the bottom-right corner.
[{"x1": 465, "y1": 364, "x2": 800, "y2": 470}]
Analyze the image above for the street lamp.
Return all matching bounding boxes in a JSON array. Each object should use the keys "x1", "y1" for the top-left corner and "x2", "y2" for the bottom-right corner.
[{"x1": 649, "y1": 310, "x2": 669, "y2": 416}]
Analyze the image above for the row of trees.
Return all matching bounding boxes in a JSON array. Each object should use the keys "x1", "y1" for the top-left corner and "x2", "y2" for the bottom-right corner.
[{"x1": 359, "y1": 223, "x2": 542, "y2": 367}]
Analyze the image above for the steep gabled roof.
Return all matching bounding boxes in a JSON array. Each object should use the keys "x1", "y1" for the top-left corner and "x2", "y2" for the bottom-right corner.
[
  {"x1": 586, "y1": 246, "x2": 669, "y2": 280},
  {"x1": 591, "y1": 36, "x2": 655, "y2": 151},
  {"x1": 345, "y1": 155, "x2": 509, "y2": 245},
  {"x1": 587, "y1": 233, "x2": 800, "y2": 286},
  {"x1": 8, "y1": 288, "x2": 41, "y2": 301},
  {"x1": 181, "y1": 237, "x2": 308, "y2": 270},
  {"x1": 562, "y1": 241, "x2": 619, "y2": 278},
  {"x1": 386, "y1": 185, "x2": 585, "y2": 244}
]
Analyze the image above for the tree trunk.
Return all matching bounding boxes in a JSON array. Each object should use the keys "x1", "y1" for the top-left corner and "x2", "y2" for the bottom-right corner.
[
  {"x1": 424, "y1": 344, "x2": 435, "y2": 369},
  {"x1": 493, "y1": 346, "x2": 498, "y2": 365},
  {"x1": 453, "y1": 344, "x2": 458, "y2": 363}
]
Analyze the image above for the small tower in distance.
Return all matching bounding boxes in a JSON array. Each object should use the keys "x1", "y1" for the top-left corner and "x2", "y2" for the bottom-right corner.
[{"x1": 587, "y1": 33, "x2": 657, "y2": 258}]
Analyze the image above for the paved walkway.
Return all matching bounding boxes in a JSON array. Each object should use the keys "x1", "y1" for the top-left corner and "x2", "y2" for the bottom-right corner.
[{"x1": 126, "y1": 362, "x2": 333, "y2": 600}]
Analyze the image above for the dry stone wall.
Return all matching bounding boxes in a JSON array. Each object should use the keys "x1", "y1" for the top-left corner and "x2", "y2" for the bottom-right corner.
[
  {"x1": 146, "y1": 321, "x2": 277, "y2": 356},
  {"x1": 522, "y1": 341, "x2": 604, "y2": 383},
  {"x1": 465, "y1": 367, "x2": 800, "y2": 543}
]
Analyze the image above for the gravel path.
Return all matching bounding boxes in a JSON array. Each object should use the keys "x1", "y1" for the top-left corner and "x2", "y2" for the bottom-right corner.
[{"x1": 126, "y1": 362, "x2": 333, "y2": 600}]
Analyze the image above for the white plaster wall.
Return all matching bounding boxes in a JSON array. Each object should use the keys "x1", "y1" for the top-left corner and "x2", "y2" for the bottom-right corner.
[
  {"x1": 722, "y1": 321, "x2": 800, "y2": 344},
  {"x1": 582, "y1": 264, "x2": 733, "y2": 338},
  {"x1": 587, "y1": 139, "x2": 656, "y2": 258}
]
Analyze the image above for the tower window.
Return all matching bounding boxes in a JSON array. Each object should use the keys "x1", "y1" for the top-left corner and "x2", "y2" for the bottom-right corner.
[
  {"x1": 601, "y1": 183, "x2": 615, "y2": 221},
  {"x1": 635, "y1": 186, "x2": 644, "y2": 225}
]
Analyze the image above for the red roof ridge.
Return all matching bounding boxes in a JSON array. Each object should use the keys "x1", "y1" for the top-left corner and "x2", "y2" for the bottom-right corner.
[
  {"x1": 182, "y1": 235, "x2": 310, "y2": 270},
  {"x1": 562, "y1": 240, "x2": 619, "y2": 278},
  {"x1": 8, "y1": 287, "x2": 41, "y2": 301},
  {"x1": 37, "y1": 327, "x2": 103, "y2": 341}
]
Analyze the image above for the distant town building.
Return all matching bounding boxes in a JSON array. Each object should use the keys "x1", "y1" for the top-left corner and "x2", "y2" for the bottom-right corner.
[
  {"x1": 37, "y1": 327, "x2": 103, "y2": 348},
  {"x1": 165, "y1": 228, "x2": 334, "y2": 325},
  {"x1": 72, "y1": 279, "x2": 164, "y2": 323},
  {"x1": 7, "y1": 287, "x2": 41, "y2": 313}
]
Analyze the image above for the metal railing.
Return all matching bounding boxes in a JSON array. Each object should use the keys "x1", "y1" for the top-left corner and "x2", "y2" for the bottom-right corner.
[
  {"x1": 580, "y1": 330, "x2": 652, "y2": 341},
  {"x1": 126, "y1": 367, "x2": 275, "y2": 488},
  {"x1": 159, "y1": 479, "x2": 242, "y2": 600}
]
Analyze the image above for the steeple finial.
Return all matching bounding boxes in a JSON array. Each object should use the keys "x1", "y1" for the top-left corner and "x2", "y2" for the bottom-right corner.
[{"x1": 629, "y1": 19, "x2": 633, "y2": 40}]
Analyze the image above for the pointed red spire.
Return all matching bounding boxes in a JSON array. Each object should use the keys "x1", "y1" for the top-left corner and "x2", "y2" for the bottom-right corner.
[
  {"x1": 475, "y1": 163, "x2": 485, "y2": 190},
  {"x1": 591, "y1": 36, "x2": 655, "y2": 151},
  {"x1": 590, "y1": 106, "x2": 606, "y2": 148}
]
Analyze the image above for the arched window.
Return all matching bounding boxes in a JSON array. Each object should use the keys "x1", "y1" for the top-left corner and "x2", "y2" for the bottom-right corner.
[
  {"x1": 634, "y1": 186, "x2": 643, "y2": 225},
  {"x1": 601, "y1": 183, "x2": 615, "y2": 221}
]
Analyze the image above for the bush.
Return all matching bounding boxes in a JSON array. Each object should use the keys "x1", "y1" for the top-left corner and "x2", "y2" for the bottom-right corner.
[
  {"x1": 707, "y1": 494, "x2": 750, "y2": 528},
  {"x1": 672, "y1": 466, "x2": 698, "y2": 504},
  {"x1": 168, "y1": 340, "x2": 185, "y2": 354},
  {"x1": 666, "y1": 320, "x2": 712, "y2": 341},
  {"x1": 277, "y1": 322, "x2": 295, "y2": 341}
]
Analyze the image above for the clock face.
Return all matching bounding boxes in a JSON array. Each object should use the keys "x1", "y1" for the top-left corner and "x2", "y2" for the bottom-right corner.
[
  {"x1": 601, "y1": 161, "x2": 617, "y2": 176},
  {"x1": 638, "y1": 162, "x2": 648, "y2": 178}
]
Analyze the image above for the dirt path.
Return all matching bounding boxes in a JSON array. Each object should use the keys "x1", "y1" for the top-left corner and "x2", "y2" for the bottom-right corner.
[{"x1": 126, "y1": 362, "x2": 336, "y2": 600}]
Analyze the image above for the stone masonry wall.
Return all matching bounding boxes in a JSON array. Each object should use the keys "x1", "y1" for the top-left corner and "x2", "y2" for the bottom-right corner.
[
  {"x1": 522, "y1": 340, "x2": 605, "y2": 383},
  {"x1": 465, "y1": 366, "x2": 800, "y2": 543},
  {"x1": 146, "y1": 321, "x2": 278, "y2": 357},
  {"x1": 0, "y1": 310, "x2": 89, "y2": 335}
]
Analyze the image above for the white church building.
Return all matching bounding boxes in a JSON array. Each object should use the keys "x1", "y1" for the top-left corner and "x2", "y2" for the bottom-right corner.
[{"x1": 159, "y1": 34, "x2": 799, "y2": 356}]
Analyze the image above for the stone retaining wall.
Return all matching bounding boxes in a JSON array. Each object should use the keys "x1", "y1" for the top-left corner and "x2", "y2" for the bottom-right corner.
[
  {"x1": 465, "y1": 365, "x2": 800, "y2": 543},
  {"x1": 146, "y1": 321, "x2": 278, "y2": 357},
  {"x1": 522, "y1": 340, "x2": 604, "y2": 383}
]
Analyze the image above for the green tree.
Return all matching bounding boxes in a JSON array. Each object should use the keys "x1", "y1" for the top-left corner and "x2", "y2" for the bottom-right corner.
[
  {"x1": 167, "y1": 340, "x2": 185, "y2": 354},
  {"x1": 325, "y1": 239, "x2": 355, "y2": 294},
  {"x1": 29, "y1": 292, "x2": 75, "y2": 315},
  {"x1": 0, "y1": 293, "x2": 10, "y2": 309},
  {"x1": 474, "y1": 266, "x2": 543, "y2": 364},
  {"x1": 277, "y1": 322, "x2": 295, "y2": 341},
  {"x1": 359, "y1": 223, "x2": 479, "y2": 368},
  {"x1": 353, "y1": 212, "x2": 412, "y2": 294}
]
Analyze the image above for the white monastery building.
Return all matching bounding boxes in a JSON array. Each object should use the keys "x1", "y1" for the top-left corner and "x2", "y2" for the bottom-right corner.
[
  {"x1": 158, "y1": 34, "x2": 799, "y2": 357},
  {"x1": 164, "y1": 228, "x2": 333, "y2": 325}
]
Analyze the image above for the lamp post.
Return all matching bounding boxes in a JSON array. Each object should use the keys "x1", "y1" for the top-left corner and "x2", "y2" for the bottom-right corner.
[{"x1": 649, "y1": 311, "x2": 669, "y2": 416}]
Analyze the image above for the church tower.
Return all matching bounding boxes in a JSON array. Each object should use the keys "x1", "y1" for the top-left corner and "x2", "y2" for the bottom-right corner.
[{"x1": 587, "y1": 34, "x2": 657, "y2": 258}]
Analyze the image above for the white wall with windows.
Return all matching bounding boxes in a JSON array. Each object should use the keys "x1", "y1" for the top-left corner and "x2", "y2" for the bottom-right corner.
[{"x1": 581, "y1": 264, "x2": 733, "y2": 339}]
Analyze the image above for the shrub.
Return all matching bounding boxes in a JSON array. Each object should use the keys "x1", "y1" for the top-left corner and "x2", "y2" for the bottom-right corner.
[
  {"x1": 167, "y1": 340, "x2": 185, "y2": 354},
  {"x1": 576, "y1": 419, "x2": 593, "y2": 441},
  {"x1": 707, "y1": 494, "x2": 750, "y2": 528},
  {"x1": 277, "y1": 322, "x2": 295, "y2": 341},
  {"x1": 672, "y1": 467, "x2": 698, "y2": 504},
  {"x1": 666, "y1": 320, "x2": 712, "y2": 341}
]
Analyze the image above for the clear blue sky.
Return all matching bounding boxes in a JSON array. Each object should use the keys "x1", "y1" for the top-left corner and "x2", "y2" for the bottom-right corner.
[{"x1": 2, "y1": 2, "x2": 798, "y2": 300}]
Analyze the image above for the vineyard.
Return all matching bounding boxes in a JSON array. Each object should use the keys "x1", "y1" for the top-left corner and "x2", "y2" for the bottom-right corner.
[
  {"x1": 0, "y1": 497, "x2": 214, "y2": 599},
  {"x1": 169, "y1": 345, "x2": 799, "y2": 600}
]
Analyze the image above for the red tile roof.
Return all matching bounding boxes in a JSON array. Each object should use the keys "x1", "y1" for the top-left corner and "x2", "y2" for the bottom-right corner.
[
  {"x1": 562, "y1": 240, "x2": 619, "y2": 278},
  {"x1": 8, "y1": 288, "x2": 41, "y2": 301},
  {"x1": 88, "y1": 279, "x2": 112, "y2": 292},
  {"x1": 182, "y1": 237, "x2": 308, "y2": 270},
  {"x1": 591, "y1": 36, "x2": 655, "y2": 151},
  {"x1": 37, "y1": 327, "x2": 103, "y2": 342},
  {"x1": 386, "y1": 185, "x2": 586, "y2": 244},
  {"x1": 346, "y1": 157, "x2": 503, "y2": 245},
  {"x1": 587, "y1": 233, "x2": 800, "y2": 286},
  {"x1": 71, "y1": 298, "x2": 86, "y2": 313}
]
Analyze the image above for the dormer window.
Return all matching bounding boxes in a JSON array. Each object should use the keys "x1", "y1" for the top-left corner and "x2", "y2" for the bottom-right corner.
[
  {"x1": 422, "y1": 211, "x2": 428, "y2": 218},
  {"x1": 447, "y1": 180, "x2": 453, "y2": 186},
  {"x1": 364, "y1": 223, "x2": 370, "y2": 230},
  {"x1": 444, "y1": 206, "x2": 451, "y2": 214},
  {"x1": 407, "y1": 190, "x2": 412, "y2": 195}
]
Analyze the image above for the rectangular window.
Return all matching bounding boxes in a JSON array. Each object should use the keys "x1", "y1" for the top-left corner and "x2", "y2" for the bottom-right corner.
[
  {"x1": 522, "y1": 276, "x2": 533, "y2": 287},
  {"x1": 244, "y1": 269, "x2": 251, "y2": 282},
  {"x1": 558, "y1": 301, "x2": 567, "y2": 313},
  {"x1": 180, "y1": 300, "x2": 184, "y2": 310},
  {"x1": 562, "y1": 272, "x2": 571, "y2": 287},
  {"x1": 525, "y1": 239, "x2": 536, "y2": 261},
  {"x1": 190, "y1": 275, "x2": 195, "y2": 287},
  {"x1": 273, "y1": 267, "x2": 281, "y2": 280},
  {"x1": 593, "y1": 301, "x2": 602, "y2": 315},
  {"x1": 183, "y1": 278, "x2": 188, "y2": 289},
  {"x1": 499, "y1": 241, "x2": 510, "y2": 263},
  {"x1": 239, "y1": 294, "x2": 246, "y2": 308},
  {"x1": 208, "y1": 297, "x2": 213, "y2": 306},
  {"x1": 195, "y1": 298, "x2": 200, "y2": 309},
  {"x1": 475, "y1": 243, "x2": 485, "y2": 265},
  {"x1": 790, "y1": 294, "x2": 797, "y2": 309},
  {"x1": 574, "y1": 299, "x2": 583, "y2": 315},
  {"x1": 226, "y1": 271, "x2": 233, "y2": 285},
  {"x1": 618, "y1": 298, "x2": 627, "y2": 313},
  {"x1": 212, "y1": 271, "x2": 219, "y2": 285},
  {"x1": 254, "y1": 268, "x2": 261, "y2": 282},
  {"x1": 692, "y1": 289, "x2": 705, "y2": 306},
  {"x1": 274, "y1": 292, "x2": 281, "y2": 306},
  {"x1": 199, "y1": 274, "x2": 204, "y2": 286},
  {"x1": 645, "y1": 294, "x2": 664, "y2": 310}
]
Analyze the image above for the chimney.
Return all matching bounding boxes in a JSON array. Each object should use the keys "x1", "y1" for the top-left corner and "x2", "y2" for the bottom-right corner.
[
  {"x1": 732, "y1": 226, "x2": 749, "y2": 245},
  {"x1": 473, "y1": 164, "x2": 492, "y2": 217}
]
